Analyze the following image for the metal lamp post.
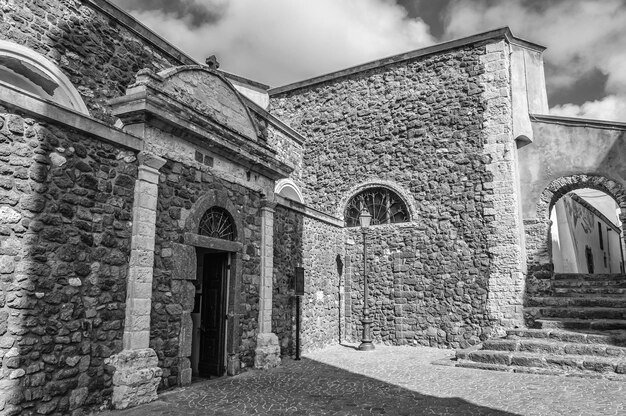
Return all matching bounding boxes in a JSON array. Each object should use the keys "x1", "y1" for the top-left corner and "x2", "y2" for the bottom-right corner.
[{"x1": 358, "y1": 207, "x2": 375, "y2": 351}]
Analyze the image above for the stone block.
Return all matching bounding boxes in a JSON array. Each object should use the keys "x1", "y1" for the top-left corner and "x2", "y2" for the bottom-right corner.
[
  {"x1": 178, "y1": 314, "x2": 193, "y2": 357},
  {"x1": 106, "y1": 348, "x2": 162, "y2": 410},
  {"x1": 254, "y1": 332, "x2": 281, "y2": 370},
  {"x1": 171, "y1": 243, "x2": 197, "y2": 280}
]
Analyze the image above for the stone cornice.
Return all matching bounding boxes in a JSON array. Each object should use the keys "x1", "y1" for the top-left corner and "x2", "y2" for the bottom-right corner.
[
  {"x1": 0, "y1": 81, "x2": 142, "y2": 150},
  {"x1": 110, "y1": 87, "x2": 293, "y2": 180},
  {"x1": 269, "y1": 27, "x2": 545, "y2": 95}
]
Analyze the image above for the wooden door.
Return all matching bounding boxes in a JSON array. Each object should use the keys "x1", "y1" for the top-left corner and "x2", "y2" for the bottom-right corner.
[{"x1": 198, "y1": 252, "x2": 228, "y2": 377}]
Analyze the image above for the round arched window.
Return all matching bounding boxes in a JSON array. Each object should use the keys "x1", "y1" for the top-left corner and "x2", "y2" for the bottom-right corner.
[
  {"x1": 199, "y1": 207, "x2": 236, "y2": 240},
  {"x1": 345, "y1": 187, "x2": 410, "y2": 227}
]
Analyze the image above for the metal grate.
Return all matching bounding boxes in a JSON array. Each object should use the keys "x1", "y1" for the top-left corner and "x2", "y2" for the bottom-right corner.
[
  {"x1": 199, "y1": 207, "x2": 236, "y2": 240},
  {"x1": 345, "y1": 187, "x2": 409, "y2": 227}
]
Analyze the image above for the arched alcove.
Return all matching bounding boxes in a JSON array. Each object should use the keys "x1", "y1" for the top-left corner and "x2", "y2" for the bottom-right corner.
[
  {"x1": 0, "y1": 40, "x2": 88, "y2": 114},
  {"x1": 275, "y1": 178, "x2": 303, "y2": 203}
]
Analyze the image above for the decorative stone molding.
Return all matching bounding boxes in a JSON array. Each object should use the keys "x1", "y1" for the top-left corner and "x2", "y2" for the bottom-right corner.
[{"x1": 108, "y1": 151, "x2": 166, "y2": 409}]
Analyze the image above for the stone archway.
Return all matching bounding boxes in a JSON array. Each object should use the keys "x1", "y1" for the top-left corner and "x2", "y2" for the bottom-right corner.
[
  {"x1": 525, "y1": 174, "x2": 626, "y2": 298},
  {"x1": 536, "y1": 174, "x2": 626, "y2": 224}
]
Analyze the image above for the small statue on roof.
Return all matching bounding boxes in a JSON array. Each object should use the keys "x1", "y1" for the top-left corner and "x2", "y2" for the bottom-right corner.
[{"x1": 205, "y1": 55, "x2": 220, "y2": 69}]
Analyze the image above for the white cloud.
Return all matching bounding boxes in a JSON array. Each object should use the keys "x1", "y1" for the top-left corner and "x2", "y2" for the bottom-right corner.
[
  {"x1": 127, "y1": 0, "x2": 434, "y2": 87},
  {"x1": 443, "y1": 0, "x2": 626, "y2": 122},
  {"x1": 550, "y1": 95, "x2": 626, "y2": 121}
]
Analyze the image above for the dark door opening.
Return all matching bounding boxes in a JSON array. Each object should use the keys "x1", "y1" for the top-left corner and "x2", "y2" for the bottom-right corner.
[{"x1": 195, "y1": 251, "x2": 229, "y2": 378}]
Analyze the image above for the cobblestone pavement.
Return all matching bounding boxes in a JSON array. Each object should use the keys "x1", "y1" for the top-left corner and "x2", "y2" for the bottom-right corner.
[{"x1": 98, "y1": 344, "x2": 625, "y2": 416}]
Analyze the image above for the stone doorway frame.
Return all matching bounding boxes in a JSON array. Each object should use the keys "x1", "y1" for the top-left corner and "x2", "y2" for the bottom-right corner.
[{"x1": 171, "y1": 190, "x2": 245, "y2": 385}]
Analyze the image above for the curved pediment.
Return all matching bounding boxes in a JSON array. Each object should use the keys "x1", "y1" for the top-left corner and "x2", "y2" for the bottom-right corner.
[{"x1": 157, "y1": 65, "x2": 258, "y2": 140}]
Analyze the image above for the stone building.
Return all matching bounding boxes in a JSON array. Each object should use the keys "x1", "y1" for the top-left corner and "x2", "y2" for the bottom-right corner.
[{"x1": 0, "y1": 0, "x2": 625, "y2": 414}]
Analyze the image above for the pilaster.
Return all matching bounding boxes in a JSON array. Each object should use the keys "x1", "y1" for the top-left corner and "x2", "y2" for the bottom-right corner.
[
  {"x1": 106, "y1": 151, "x2": 167, "y2": 409},
  {"x1": 254, "y1": 200, "x2": 281, "y2": 369}
]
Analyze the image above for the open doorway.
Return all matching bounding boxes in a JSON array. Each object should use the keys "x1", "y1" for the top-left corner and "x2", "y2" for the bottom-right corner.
[
  {"x1": 550, "y1": 188, "x2": 625, "y2": 274},
  {"x1": 191, "y1": 250, "x2": 230, "y2": 378}
]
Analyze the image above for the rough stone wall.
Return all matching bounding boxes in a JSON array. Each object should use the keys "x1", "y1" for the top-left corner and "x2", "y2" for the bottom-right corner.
[
  {"x1": 271, "y1": 41, "x2": 519, "y2": 347},
  {"x1": 266, "y1": 125, "x2": 304, "y2": 187},
  {"x1": 345, "y1": 223, "x2": 492, "y2": 347},
  {"x1": 1, "y1": 0, "x2": 182, "y2": 123},
  {"x1": 300, "y1": 217, "x2": 343, "y2": 352},
  {"x1": 150, "y1": 160, "x2": 262, "y2": 388},
  {"x1": 0, "y1": 109, "x2": 138, "y2": 415},
  {"x1": 272, "y1": 206, "x2": 343, "y2": 356},
  {"x1": 271, "y1": 205, "x2": 302, "y2": 356}
]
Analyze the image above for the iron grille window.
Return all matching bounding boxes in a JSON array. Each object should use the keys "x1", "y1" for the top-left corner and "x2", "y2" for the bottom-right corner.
[
  {"x1": 199, "y1": 207, "x2": 236, "y2": 240},
  {"x1": 345, "y1": 187, "x2": 409, "y2": 227}
]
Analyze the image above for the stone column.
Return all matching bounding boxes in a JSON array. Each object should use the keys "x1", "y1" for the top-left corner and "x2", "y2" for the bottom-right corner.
[
  {"x1": 254, "y1": 200, "x2": 281, "y2": 369},
  {"x1": 106, "y1": 152, "x2": 166, "y2": 409}
]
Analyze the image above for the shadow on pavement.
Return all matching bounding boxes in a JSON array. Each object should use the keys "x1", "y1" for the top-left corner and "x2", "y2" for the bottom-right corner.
[{"x1": 98, "y1": 357, "x2": 521, "y2": 416}]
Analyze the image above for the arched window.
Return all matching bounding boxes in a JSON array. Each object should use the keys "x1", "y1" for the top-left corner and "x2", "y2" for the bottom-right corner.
[
  {"x1": 199, "y1": 207, "x2": 236, "y2": 240},
  {"x1": 0, "y1": 40, "x2": 88, "y2": 114},
  {"x1": 344, "y1": 187, "x2": 409, "y2": 227}
]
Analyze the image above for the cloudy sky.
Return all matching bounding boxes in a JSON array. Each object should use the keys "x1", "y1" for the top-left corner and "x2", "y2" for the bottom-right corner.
[{"x1": 111, "y1": 0, "x2": 626, "y2": 122}]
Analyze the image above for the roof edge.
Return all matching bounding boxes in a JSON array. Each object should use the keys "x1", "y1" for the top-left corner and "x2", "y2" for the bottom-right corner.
[
  {"x1": 84, "y1": 0, "x2": 198, "y2": 66},
  {"x1": 269, "y1": 27, "x2": 545, "y2": 96},
  {"x1": 530, "y1": 114, "x2": 626, "y2": 130},
  {"x1": 221, "y1": 71, "x2": 270, "y2": 91}
]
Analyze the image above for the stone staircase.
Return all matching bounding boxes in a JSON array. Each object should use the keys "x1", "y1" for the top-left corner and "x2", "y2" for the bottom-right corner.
[{"x1": 455, "y1": 273, "x2": 626, "y2": 379}]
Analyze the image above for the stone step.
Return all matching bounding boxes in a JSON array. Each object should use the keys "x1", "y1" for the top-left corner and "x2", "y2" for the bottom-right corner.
[
  {"x1": 553, "y1": 279, "x2": 626, "y2": 288},
  {"x1": 455, "y1": 360, "x2": 626, "y2": 381},
  {"x1": 554, "y1": 287, "x2": 626, "y2": 297},
  {"x1": 506, "y1": 328, "x2": 626, "y2": 346},
  {"x1": 482, "y1": 338, "x2": 626, "y2": 357},
  {"x1": 554, "y1": 273, "x2": 626, "y2": 281},
  {"x1": 460, "y1": 350, "x2": 626, "y2": 375},
  {"x1": 535, "y1": 318, "x2": 626, "y2": 331},
  {"x1": 528, "y1": 296, "x2": 626, "y2": 308},
  {"x1": 534, "y1": 307, "x2": 626, "y2": 320}
]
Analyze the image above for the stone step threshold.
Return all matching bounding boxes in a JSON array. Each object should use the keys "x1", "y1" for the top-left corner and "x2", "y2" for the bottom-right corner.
[
  {"x1": 455, "y1": 360, "x2": 626, "y2": 381},
  {"x1": 554, "y1": 274, "x2": 626, "y2": 281},
  {"x1": 528, "y1": 296, "x2": 626, "y2": 308},
  {"x1": 507, "y1": 328, "x2": 626, "y2": 344},
  {"x1": 457, "y1": 350, "x2": 626, "y2": 375},
  {"x1": 483, "y1": 338, "x2": 626, "y2": 356},
  {"x1": 535, "y1": 318, "x2": 626, "y2": 330},
  {"x1": 553, "y1": 281, "x2": 626, "y2": 288},
  {"x1": 553, "y1": 289, "x2": 626, "y2": 297},
  {"x1": 531, "y1": 307, "x2": 626, "y2": 320}
]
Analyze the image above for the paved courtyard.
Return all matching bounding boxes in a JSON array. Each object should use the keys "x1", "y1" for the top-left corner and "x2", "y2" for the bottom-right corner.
[{"x1": 99, "y1": 344, "x2": 625, "y2": 416}]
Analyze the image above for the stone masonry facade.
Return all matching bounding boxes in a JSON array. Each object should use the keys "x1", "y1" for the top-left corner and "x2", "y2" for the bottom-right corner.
[
  {"x1": 270, "y1": 41, "x2": 512, "y2": 348},
  {"x1": 0, "y1": 108, "x2": 138, "y2": 415},
  {"x1": 2, "y1": 1, "x2": 614, "y2": 413}
]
